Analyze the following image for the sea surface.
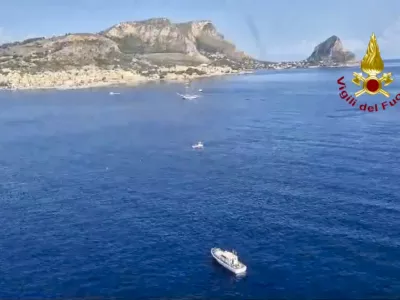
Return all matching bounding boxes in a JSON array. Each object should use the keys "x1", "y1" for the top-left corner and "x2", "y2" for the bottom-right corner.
[{"x1": 0, "y1": 62, "x2": 400, "y2": 299}]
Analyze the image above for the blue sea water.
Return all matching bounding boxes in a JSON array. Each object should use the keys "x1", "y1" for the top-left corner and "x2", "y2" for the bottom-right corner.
[{"x1": 0, "y1": 64, "x2": 400, "y2": 299}]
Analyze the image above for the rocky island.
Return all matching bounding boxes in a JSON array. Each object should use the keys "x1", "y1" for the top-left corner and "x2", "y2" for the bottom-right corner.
[
  {"x1": 306, "y1": 35, "x2": 357, "y2": 67},
  {"x1": 0, "y1": 19, "x2": 358, "y2": 90}
]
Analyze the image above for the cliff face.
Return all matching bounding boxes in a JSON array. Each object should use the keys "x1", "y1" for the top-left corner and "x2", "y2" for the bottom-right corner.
[
  {"x1": 178, "y1": 21, "x2": 243, "y2": 59},
  {"x1": 101, "y1": 18, "x2": 248, "y2": 63},
  {"x1": 101, "y1": 18, "x2": 207, "y2": 62},
  {"x1": 0, "y1": 18, "x2": 256, "y2": 75},
  {"x1": 307, "y1": 36, "x2": 356, "y2": 63}
]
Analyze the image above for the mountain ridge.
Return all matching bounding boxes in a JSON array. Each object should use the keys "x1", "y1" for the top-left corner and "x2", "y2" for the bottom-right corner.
[{"x1": 0, "y1": 18, "x2": 358, "y2": 90}]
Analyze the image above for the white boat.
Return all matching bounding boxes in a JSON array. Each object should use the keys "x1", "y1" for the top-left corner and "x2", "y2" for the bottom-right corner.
[
  {"x1": 177, "y1": 93, "x2": 199, "y2": 100},
  {"x1": 211, "y1": 248, "x2": 247, "y2": 275},
  {"x1": 178, "y1": 83, "x2": 200, "y2": 100},
  {"x1": 192, "y1": 141, "x2": 204, "y2": 149},
  {"x1": 109, "y1": 92, "x2": 120, "y2": 95},
  {"x1": 198, "y1": 88, "x2": 203, "y2": 92}
]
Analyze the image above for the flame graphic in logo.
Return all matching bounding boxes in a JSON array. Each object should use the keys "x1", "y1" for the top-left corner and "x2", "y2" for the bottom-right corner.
[{"x1": 352, "y1": 33, "x2": 393, "y2": 97}]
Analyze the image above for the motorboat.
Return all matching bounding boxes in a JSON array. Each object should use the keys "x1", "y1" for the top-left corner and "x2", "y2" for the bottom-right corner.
[
  {"x1": 211, "y1": 247, "x2": 247, "y2": 275},
  {"x1": 177, "y1": 93, "x2": 199, "y2": 100},
  {"x1": 192, "y1": 141, "x2": 204, "y2": 149},
  {"x1": 198, "y1": 88, "x2": 203, "y2": 92},
  {"x1": 177, "y1": 82, "x2": 200, "y2": 100},
  {"x1": 109, "y1": 92, "x2": 120, "y2": 95}
]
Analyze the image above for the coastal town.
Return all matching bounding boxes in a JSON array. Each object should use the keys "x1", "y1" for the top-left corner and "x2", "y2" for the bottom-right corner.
[{"x1": 0, "y1": 60, "x2": 358, "y2": 90}]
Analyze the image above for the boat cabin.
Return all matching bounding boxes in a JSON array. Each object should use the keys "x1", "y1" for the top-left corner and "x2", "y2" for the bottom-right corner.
[{"x1": 220, "y1": 251, "x2": 239, "y2": 264}]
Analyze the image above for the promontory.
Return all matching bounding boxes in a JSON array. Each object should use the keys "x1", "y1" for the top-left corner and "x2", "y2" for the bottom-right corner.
[{"x1": 0, "y1": 18, "x2": 358, "y2": 90}]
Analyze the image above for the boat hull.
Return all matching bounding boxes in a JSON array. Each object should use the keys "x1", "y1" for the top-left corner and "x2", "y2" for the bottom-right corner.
[{"x1": 211, "y1": 248, "x2": 247, "y2": 275}]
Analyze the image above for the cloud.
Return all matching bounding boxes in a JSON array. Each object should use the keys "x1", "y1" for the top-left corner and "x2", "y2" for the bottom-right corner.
[
  {"x1": 0, "y1": 27, "x2": 12, "y2": 44},
  {"x1": 342, "y1": 39, "x2": 366, "y2": 53},
  {"x1": 265, "y1": 16, "x2": 400, "y2": 61},
  {"x1": 23, "y1": 33, "x2": 40, "y2": 40},
  {"x1": 378, "y1": 16, "x2": 400, "y2": 57},
  {"x1": 265, "y1": 39, "x2": 355, "y2": 61},
  {"x1": 265, "y1": 39, "x2": 318, "y2": 60},
  {"x1": 265, "y1": 33, "x2": 396, "y2": 61},
  {"x1": 336, "y1": 17, "x2": 400, "y2": 59},
  {"x1": 267, "y1": 38, "x2": 368, "y2": 60},
  {"x1": 0, "y1": 28, "x2": 41, "y2": 45},
  {"x1": 381, "y1": 17, "x2": 400, "y2": 43}
]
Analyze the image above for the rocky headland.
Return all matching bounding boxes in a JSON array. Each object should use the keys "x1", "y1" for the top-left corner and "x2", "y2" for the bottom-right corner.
[
  {"x1": 306, "y1": 35, "x2": 357, "y2": 66},
  {"x1": 0, "y1": 19, "x2": 358, "y2": 90}
]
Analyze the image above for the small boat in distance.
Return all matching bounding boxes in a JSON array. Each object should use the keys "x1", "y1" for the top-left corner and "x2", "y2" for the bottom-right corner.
[
  {"x1": 211, "y1": 248, "x2": 247, "y2": 275},
  {"x1": 192, "y1": 141, "x2": 204, "y2": 149},
  {"x1": 198, "y1": 88, "x2": 203, "y2": 92},
  {"x1": 109, "y1": 92, "x2": 120, "y2": 95},
  {"x1": 178, "y1": 82, "x2": 200, "y2": 100},
  {"x1": 177, "y1": 93, "x2": 199, "y2": 100}
]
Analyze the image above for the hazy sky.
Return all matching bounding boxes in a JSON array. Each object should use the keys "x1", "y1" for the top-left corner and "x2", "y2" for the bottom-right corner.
[{"x1": 1, "y1": 0, "x2": 399, "y2": 61}]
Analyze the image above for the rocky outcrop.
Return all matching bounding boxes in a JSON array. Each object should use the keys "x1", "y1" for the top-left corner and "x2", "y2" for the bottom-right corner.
[
  {"x1": 4, "y1": 18, "x2": 357, "y2": 90},
  {"x1": 307, "y1": 36, "x2": 356, "y2": 64},
  {"x1": 0, "y1": 65, "x2": 241, "y2": 90},
  {"x1": 177, "y1": 21, "x2": 247, "y2": 60},
  {"x1": 101, "y1": 18, "x2": 209, "y2": 64},
  {"x1": 100, "y1": 18, "x2": 249, "y2": 65},
  {"x1": 0, "y1": 17, "x2": 272, "y2": 89},
  {"x1": 0, "y1": 18, "x2": 264, "y2": 82}
]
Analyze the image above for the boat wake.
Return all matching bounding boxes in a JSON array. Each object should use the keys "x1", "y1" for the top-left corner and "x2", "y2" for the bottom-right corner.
[
  {"x1": 192, "y1": 141, "x2": 204, "y2": 149},
  {"x1": 177, "y1": 93, "x2": 200, "y2": 100}
]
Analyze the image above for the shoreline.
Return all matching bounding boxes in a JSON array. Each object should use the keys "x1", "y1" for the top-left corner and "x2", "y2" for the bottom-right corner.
[
  {"x1": 0, "y1": 63, "x2": 357, "y2": 92},
  {"x1": 0, "y1": 71, "x2": 251, "y2": 92},
  {"x1": 1, "y1": 72, "x2": 246, "y2": 91},
  {"x1": 0, "y1": 65, "x2": 254, "y2": 92}
]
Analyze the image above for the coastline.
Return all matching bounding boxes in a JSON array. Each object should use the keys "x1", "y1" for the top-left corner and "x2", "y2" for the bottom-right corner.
[
  {"x1": 0, "y1": 62, "x2": 357, "y2": 92},
  {"x1": 0, "y1": 65, "x2": 254, "y2": 91},
  {"x1": 0, "y1": 18, "x2": 360, "y2": 92}
]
